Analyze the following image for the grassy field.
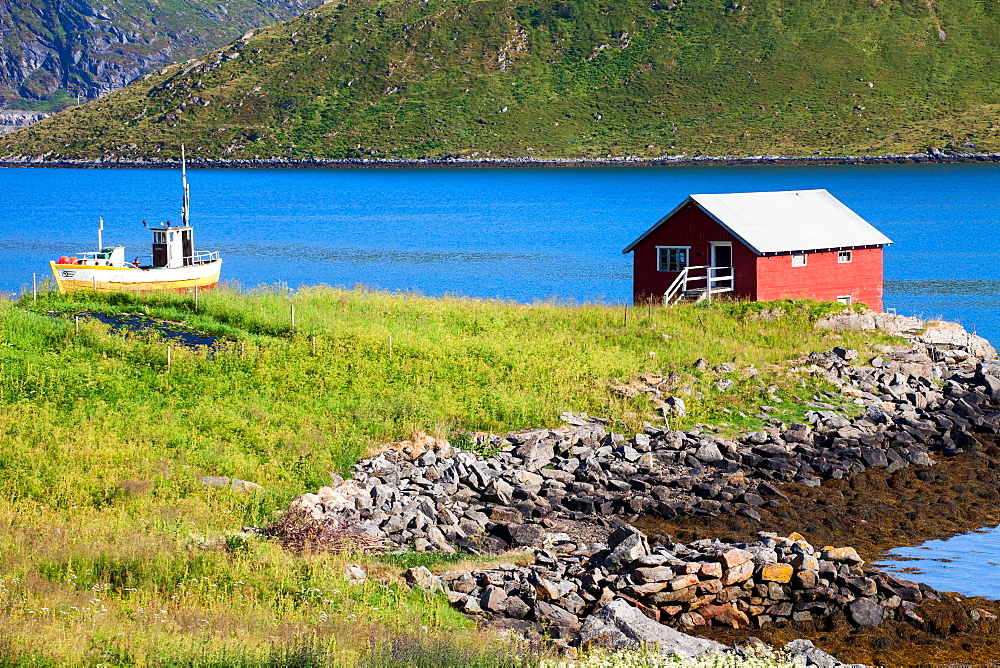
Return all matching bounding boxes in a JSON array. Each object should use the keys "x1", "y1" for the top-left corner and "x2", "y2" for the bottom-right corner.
[
  {"x1": 0, "y1": 286, "x2": 888, "y2": 664},
  {"x1": 5, "y1": 0, "x2": 1000, "y2": 161}
]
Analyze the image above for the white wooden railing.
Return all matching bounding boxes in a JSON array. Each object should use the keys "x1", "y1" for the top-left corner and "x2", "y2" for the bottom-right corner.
[{"x1": 663, "y1": 266, "x2": 733, "y2": 305}]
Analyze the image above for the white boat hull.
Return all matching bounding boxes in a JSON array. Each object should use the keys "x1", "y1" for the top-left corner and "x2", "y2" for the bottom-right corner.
[{"x1": 50, "y1": 259, "x2": 223, "y2": 294}]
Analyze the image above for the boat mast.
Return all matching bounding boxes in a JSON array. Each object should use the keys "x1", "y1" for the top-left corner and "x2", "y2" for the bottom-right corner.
[
  {"x1": 97, "y1": 216, "x2": 104, "y2": 250},
  {"x1": 181, "y1": 144, "x2": 190, "y2": 227}
]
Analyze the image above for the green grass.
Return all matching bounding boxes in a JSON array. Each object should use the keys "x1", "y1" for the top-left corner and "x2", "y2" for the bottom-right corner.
[
  {"x1": 6, "y1": 0, "x2": 1000, "y2": 160},
  {"x1": 0, "y1": 285, "x2": 892, "y2": 663}
]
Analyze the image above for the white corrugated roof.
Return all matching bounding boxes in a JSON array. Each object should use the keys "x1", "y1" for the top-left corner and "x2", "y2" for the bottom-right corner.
[{"x1": 623, "y1": 189, "x2": 893, "y2": 255}]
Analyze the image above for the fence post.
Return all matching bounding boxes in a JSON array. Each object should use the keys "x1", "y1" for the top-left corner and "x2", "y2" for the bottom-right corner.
[
  {"x1": 32, "y1": 273, "x2": 37, "y2": 302},
  {"x1": 311, "y1": 336, "x2": 317, "y2": 356},
  {"x1": 75, "y1": 315, "x2": 80, "y2": 334},
  {"x1": 166, "y1": 345, "x2": 172, "y2": 373},
  {"x1": 290, "y1": 304, "x2": 296, "y2": 329},
  {"x1": 194, "y1": 285, "x2": 199, "y2": 312}
]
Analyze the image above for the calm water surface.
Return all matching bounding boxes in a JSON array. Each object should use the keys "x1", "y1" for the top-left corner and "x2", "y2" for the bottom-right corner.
[
  {"x1": 876, "y1": 528, "x2": 1000, "y2": 598},
  {"x1": 3, "y1": 162, "x2": 1000, "y2": 595}
]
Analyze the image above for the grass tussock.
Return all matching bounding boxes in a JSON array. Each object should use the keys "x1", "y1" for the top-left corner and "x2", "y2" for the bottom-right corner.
[{"x1": 0, "y1": 285, "x2": 894, "y2": 663}]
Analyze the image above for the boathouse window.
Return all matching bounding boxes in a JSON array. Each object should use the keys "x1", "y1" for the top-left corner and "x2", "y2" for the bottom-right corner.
[
  {"x1": 838, "y1": 250, "x2": 852, "y2": 263},
  {"x1": 791, "y1": 253, "x2": 807, "y2": 267},
  {"x1": 657, "y1": 246, "x2": 689, "y2": 272},
  {"x1": 837, "y1": 295, "x2": 853, "y2": 305}
]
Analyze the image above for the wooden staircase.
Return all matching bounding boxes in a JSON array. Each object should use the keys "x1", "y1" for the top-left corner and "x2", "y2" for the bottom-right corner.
[{"x1": 664, "y1": 266, "x2": 733, "y2": 305}]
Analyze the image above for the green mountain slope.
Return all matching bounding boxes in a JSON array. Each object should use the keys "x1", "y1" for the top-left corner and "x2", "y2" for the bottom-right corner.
[
  {"x1": 5, "y1": 0, "x2": 1000, "y2": 160},
  {"x1": 0, "y1": 0, "x2": 314, "y2": 111}
]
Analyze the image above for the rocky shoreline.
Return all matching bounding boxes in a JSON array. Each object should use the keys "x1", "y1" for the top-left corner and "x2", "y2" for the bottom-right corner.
[
  {"x1": 3, "y1": 147, "x2": 1000, "y2": 169},
  {"x1": 266, "y1": 311, "x2": 1000, "y2": 663}
]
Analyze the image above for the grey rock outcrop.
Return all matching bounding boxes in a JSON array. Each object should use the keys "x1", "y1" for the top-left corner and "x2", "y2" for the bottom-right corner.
[
  {"x1": 580, "y1": 599, "x2": 726, "y2": 656},
  {"x1": 0, "y1": 0, "x2": 311, "y2": 106}
]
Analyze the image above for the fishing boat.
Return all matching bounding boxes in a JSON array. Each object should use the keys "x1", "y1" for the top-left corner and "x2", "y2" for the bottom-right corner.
[{"x1": 49, "y1": 147, "x2": 222, "y2": 293}]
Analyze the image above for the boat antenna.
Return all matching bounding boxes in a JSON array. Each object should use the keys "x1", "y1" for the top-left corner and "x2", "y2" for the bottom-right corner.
[
  {"x1": 181, "y1": 144, "x2": 190, "y2": 227},
  {"x1": 98, "y1": 216, "x2": 104, "y2": 251}
]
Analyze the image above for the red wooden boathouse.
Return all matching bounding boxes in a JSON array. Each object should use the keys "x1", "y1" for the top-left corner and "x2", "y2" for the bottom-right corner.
[{"x1": 623, "y1": 189, "x2": 893, "y2": 312}]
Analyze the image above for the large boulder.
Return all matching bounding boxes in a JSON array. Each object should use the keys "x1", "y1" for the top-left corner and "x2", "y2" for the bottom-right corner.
[{"x1": 580, "y1": 599, "x2": 727, "y2": 657}]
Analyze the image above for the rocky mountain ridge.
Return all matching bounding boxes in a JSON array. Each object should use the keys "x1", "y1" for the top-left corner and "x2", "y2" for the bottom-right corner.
[{"x1": 0, "y1": 0, "x2": 314, "y2": 109}]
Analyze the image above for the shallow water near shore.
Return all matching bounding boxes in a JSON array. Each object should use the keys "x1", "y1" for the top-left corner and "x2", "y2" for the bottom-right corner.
[
  {"x1": 4, "y1": 161, "x2": 1000, "y2": 598},
  {"x1": 876, "y1": 526, "x2": 1000, "y2": 598}
]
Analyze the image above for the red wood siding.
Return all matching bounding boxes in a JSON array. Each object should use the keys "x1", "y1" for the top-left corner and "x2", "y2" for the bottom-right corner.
[
  {"x1": 754, "y1": 247, "x2": 884, "y2": 312},
  {"x1": 632, "y1": 203, "x2": 759, "y2": 303}
]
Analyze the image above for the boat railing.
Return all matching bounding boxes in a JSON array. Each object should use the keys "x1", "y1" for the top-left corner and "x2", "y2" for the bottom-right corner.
[{"x1": 189, "y1": 251, "x2": 221, "y2": 264}]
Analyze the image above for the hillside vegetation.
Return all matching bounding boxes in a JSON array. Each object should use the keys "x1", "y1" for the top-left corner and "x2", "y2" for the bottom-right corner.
[
  {"x1": 4, "y1": 0, "x2": 1000, "y2": 160},
  {"x1": 0, "y1": 286, "x2": 883, "y2": 662}
]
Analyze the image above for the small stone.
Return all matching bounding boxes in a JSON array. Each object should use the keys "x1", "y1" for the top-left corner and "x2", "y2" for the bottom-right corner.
[
  {"x1": 822, "y1": 546, "x2": 864, "y2": 565},
  {"x1": 480, "y1": 586, "x2": 508, "y2": 612},
  {"x1": 792, "y1": 553, "x2": 819, "y2": 571},
  {"x1": 846, "y1": 597, "x2": 884, "y2": 626},
  {"x1": 344, "y1": 565, "x2": 367, "y2": 585},
  {"x1": 783, "y1": 639, "x2": 841, "y2": 668},
  {"x1": 536, "y1": 600, "x2": 580, "y2": 630},
  {"x1": 716, "y1": 548, "x2": 753, "y2": 569},
  {"x1": 695, "y1": 442, "x2": 725, "y2": 463},
  {"x1": 504, "y1": 595, "x2": 532, "y2": 619},
  {"x1": 230, "y1": 478, "x2": 265, "y2": 492},
  {"x1": 699, "y1": 562, "x2": 723, "y2": 579},
  {"x1": 721, "y1": 560, "x2": 754, "y2": 586},
  {"x1": 832, "y1": 347, "x2": 858, "y2": 361},
  {"x1": 698, "y1": 603, "x2": 749, "y2": 629},
  {"x1": 634, "y1": 566, "x2": 674, "y2": 583},
  {"x1": 759, "y1": 563, "x2": 793, "y2": 583},
  {"x1": 794, "y1": 570, "x2": 818, "y2": 589},
  {"x1": 489, "y1": 507, "x2": 522, "y2": 524},
  {"x1": 404, "y1": 567, "x2": 444, "y2": 594},
  {"x1": 669, "y1": 573, "x2": 700, "y2": 590}
]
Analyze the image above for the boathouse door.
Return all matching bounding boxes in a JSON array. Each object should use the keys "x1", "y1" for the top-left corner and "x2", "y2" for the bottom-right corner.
[{"x1": 710, "y1": 242, "x2": 733, "y2": 290}]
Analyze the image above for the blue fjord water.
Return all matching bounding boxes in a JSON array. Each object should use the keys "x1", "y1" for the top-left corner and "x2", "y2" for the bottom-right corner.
[{"x1": 2, "y1": 162, "x2": 1000, "y2": 594}]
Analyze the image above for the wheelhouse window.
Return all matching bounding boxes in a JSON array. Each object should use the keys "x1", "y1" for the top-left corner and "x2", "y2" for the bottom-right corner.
[
  {"x1": 838, "y1": 250, "x2": 853, "y2": 263},
  {"x1": 657, "y1": 246, "x2": 689, "y2": 272},
  {"x1": 791, "y1": 253, "x2": 807, "y2": 267}
]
